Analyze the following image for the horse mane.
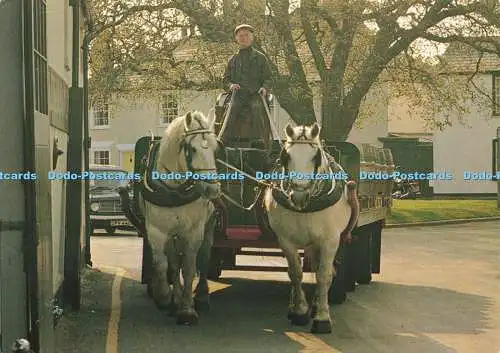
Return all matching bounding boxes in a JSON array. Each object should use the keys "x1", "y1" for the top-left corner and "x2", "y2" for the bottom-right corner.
[
  {"x1": 285, "y1": 124, "x2": 322, "y2": 144},
  {"x1": 285, "y1": 124, "x2": 329, "y2": 174},
  {"x1": 157, "y1": 111, "x2": 210, "y2": 170}
]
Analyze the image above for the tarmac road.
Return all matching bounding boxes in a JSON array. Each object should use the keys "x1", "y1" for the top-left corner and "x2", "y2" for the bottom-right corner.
[{"x1": 55, "y1": 221, "x2": 500, "y2": 353}]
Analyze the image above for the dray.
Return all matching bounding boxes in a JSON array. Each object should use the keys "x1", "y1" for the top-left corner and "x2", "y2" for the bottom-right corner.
[{"x1": 119, "y1": 133, "x2": 383, "y2": 304}]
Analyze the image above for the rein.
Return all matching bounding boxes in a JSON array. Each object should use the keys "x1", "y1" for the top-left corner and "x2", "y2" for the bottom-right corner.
[
  {"x1": 155, "y1": 126, "x2": 220, "y2": 190},
  {"x1": 280, "y1": 138, "x2": 336, "y2": 202}
]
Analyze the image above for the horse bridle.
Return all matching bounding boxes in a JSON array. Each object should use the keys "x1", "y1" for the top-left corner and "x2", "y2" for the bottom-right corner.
[
  {"x1": 162, "y1": 127, "x2": 224, "y2": 186},
  {"x1": 279, "y1": 137, "x2": 334, "y2": 197}
]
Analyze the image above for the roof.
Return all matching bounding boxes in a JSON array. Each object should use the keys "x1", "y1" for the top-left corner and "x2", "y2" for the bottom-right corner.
[
  {"x1": 440, "y1": 37, "x2": 500, "y2": 73},
  {"x1": 381, "y1": 133, "x2": 434, "y2": 143}
]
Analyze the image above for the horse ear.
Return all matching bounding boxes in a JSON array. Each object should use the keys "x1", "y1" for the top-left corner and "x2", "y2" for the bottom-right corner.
[
  {"x1": 310, "y1": 122, "x2": 320, "y2": 139},
  {"x1": 184, "y1": 111, "x2": 192, "y2": 129},
  {"x1": 285, "y1": 123, "x2": 294, "y2": 138}
]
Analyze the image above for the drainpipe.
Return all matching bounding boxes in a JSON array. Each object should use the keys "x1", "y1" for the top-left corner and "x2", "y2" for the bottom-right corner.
[
  {"x1": 21, "y1": 0, "x2": 40, "y2": 350},
  {"x1": 83, "y1": 33, "x2": 91, "y2": 266},
  {"x1": 64, "y1": 0, "x2": 83, "y2": 311},
  {"x1": 497, "y1": 127, "x2": 500, "y2": 208}
]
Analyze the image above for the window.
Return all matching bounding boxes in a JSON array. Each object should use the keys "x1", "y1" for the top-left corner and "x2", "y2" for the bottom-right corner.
[
  {"x1": 159, "y1": 93, "x2": 179, "y2": 125},
  {"x1": 34, "y1": 0, "x2": 48, "y2": 114},
  {"x1": 92, "y1": 99, "x2": 109, "y2": 127},
  {"x1": 493, "y1": 73, "x2": 500, "y2": 116},
  {"x1": 93, "y1": 150, "x2": 110, "y2": 165}
]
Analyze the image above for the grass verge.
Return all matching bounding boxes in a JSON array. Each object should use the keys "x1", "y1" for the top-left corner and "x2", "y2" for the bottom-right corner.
[{"x1": 388, "y1": 199, "x2": 500, "y2": 224}]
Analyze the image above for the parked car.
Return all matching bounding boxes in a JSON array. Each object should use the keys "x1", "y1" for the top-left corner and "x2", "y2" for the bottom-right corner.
[
  {"x1": 391, "y1": 166, "x2": 421, "y2": 199},
  {"x1": 88, "y1": 164, "x2": 135, "y2": 235}
]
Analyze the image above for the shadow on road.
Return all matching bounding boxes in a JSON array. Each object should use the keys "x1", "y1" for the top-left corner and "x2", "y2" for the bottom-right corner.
[
  {"x1": 55, "y1": 268, "x2": 115, "y2": 353},
  {"x1": 115, "y1": 274, "x2": 491, "y2": 353}
]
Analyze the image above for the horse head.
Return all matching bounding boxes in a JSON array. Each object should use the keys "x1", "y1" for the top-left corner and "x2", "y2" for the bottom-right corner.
[
  {"x1": 161, "y1": 110, "x2": 224, "y2": 200},
  {"x1": 279, "y1": 122, "x2": 329, "y2": 210}
]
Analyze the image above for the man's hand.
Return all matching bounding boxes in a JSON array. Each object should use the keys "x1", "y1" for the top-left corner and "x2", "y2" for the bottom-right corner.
[
  {"x1": 229, "y1": 83, "x2": 240, "y2": 91},
  {"x1": 259, "y1": 87, "x2": 267, "y2": 96}
]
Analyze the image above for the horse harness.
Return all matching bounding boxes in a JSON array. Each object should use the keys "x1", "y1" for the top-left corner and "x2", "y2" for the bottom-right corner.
[
  {"x1": 272, "y1": 133, "x2": 348, "y2": 213},
  {"x1": 139, "y1": 127, "x2": 222, "y2": 208}
]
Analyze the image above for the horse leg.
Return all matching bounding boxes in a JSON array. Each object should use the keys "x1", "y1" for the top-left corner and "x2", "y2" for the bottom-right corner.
[
  {"x1": 307, "y1": 246, "x2": 320, "y2": 318},
  {"x1": 311, "y1": 241, "x2": 337, "y2": 334},
  {"x1": 194, "y1": 213, "x2": 216, "y2": 312},
  {"x1": 280, "y1": 240, "x2": 310, "y2": 326},
  {"x1": 166, "y1": 248, "x2": 182, "y2": 316},
  {"x1": 176, "y1": 236, "x2": 202, "y2": 325},
  {"x1": 148, "y1": 226, "x2": 173, "y2": 311}
]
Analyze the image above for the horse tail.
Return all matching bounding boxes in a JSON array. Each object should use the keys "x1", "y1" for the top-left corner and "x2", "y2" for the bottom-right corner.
[{"x1": 340, "y1": 180, "x2": 359, "y2": 244}]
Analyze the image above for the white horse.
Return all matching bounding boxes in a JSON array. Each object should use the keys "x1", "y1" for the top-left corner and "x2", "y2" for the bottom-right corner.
[
  {"x1": 263, "y1": 122, "x2": 358, "y2": 334},
  {"x1": 139, "y1": 110, "x2": 223, "y2": 325}
]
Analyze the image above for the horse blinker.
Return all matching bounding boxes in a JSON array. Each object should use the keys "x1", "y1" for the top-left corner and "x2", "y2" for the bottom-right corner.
[
  {"x1": 313, "y1": 149, "x2": 322, "y2": 172},
  {"x1": 279, "y1": 149, "x2": 289, "y2": 168}
]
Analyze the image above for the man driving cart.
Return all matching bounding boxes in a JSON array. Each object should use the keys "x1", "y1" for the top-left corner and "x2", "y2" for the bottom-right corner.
[{"x1": 219, "y1": 24, "x2": 274, "y2": 151}]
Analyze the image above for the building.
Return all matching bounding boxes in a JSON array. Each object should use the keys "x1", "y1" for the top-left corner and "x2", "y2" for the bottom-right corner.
[
  {"x1": 88, "y1": 84, "x2": 392, "y2": 172},
  {"x1": 0, "y1": 0, "x2": 88, "y2": 352},
  {"x1": 431, "y1": 40, "x2": 500, "y2": 195}
]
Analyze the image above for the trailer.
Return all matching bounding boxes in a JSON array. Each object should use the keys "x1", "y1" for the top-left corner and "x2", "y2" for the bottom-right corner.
[{"x1": 120, "y1": 133, "x2": 395, "y2": 304}]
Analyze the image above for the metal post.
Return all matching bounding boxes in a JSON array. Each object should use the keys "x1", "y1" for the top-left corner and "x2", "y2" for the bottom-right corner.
[
  {"x1": 21, "y1": 0, "x2": 41, "y2": 350},
  {"x1": 83, "y1": 35, "x2": 91, "y2": 266},
  {"x1": 64, "y1": 0, "x2": 83, "y2": 310},
  {"x1": 497, "y1": 127, "x2": 500, "y2": 208}
]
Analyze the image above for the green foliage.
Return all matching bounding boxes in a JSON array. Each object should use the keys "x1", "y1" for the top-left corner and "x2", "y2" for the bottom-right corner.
[{"x1": 85, "y1": 0, "x2": 500, "y2": 139}]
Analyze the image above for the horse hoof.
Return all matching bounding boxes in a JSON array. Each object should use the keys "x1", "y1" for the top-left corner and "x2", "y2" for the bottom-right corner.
[
  {"x1": 311, "y1": 320, "x2": 332, "y2": 334},
  {"x1": 176, "y1": 312, "x2": 199, "y2": 326},
  {"x1": 290, "y1": 312, "x2": 310, "y2": 326},
  {"x1": 194, "y1": 299, "x2": 210, "y2": 312}
]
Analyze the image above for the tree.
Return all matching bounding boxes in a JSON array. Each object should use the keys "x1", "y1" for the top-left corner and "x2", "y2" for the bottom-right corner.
[{"x1": 84, "y1": 0, "x2": 500, "y2": 141}]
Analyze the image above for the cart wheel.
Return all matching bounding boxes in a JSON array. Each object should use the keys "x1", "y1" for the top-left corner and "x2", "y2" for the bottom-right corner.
[
  {"x1": 328, "y1": 278, "x2": 346, "y2": 305},
  {"x1": 147, "y1": 282, "x2": 153, "y2": 298},
  {"x1": 355, "y1": 229, "x2": 373, "y2": 285},
  {"x1": 207, "y1": 258, "x2": 222, "y2": 281},
  {"x1": 357, "y1": 273, "x2": 372, "y2": 285},
  {"x1": 105, "y1": 226, "x2": 116, "y2": 235},
  {"x1": 167, "y1": 267, "x2": 174, "y2": 285},
  {"x1": 329, "y1": 260, "x2": 347, "y2": 304}
]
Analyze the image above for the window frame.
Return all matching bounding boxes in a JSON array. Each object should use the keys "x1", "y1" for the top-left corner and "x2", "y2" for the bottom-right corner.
[
  {"x1": 493, "y1": 72, "x2": 500, "y2": 117},
  {"x1": 159, "y1": 92, "x2": 179, "y2": 126},
  {"x1": 92, "y1": 149, "x2": 111, "y2": 165},
  {"x1": 91, "y1": 99, "x2": 110, "y2": 129}
]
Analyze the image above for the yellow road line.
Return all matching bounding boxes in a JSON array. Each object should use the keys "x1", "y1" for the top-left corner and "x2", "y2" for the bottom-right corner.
[
  {"x1": 285, "y1": 331, "x2": 342, "y2": 353},
  {"x1": 105, "y1": 266, "x2": 126, "y2": 353}
]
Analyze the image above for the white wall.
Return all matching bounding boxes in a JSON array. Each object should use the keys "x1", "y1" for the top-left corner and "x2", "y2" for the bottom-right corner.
[
  {"x1": 89, "y1": 84, "x2": 390, "y2": 164},
  {"x1": 388, "y1": 95, "x2": 432, "y2": 134},
  {"x1": 47, "y1": 0, "x2": 85, "y2": 294},
  {"x1": 433, "y1": 74, "x2": 500, "y2": 194}
]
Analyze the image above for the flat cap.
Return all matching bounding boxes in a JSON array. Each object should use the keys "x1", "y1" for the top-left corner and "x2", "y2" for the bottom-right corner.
[{"x1": 234, "y1": 24, "x2": 254, "y2": 35}]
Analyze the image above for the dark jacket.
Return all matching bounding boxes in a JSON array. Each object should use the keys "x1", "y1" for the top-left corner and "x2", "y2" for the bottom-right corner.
[{"x1": 222, "y1": 46, "x2": 272, "y2": 100}]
